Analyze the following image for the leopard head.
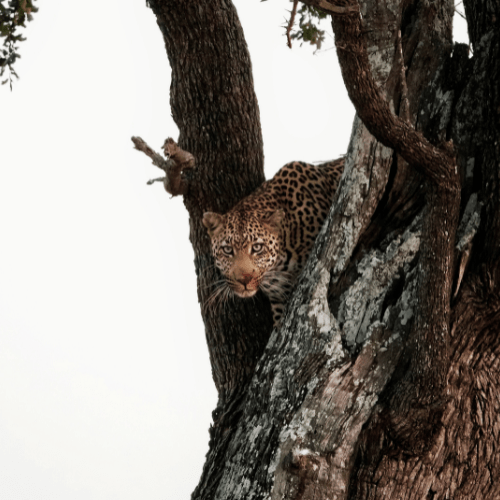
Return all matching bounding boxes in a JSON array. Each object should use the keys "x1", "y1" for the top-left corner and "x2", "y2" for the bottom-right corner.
[{"x1": 202, "y1": 208, "x2": 284, "y2": 298}]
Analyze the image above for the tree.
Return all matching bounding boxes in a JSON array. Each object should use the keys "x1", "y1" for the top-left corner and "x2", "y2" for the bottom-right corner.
[
  {"x1": 0, "y1": 0, "x2": 37, "y2": 88},
  {"x1": 135, "y1": 0, "x2": 500, "y2": 498}
]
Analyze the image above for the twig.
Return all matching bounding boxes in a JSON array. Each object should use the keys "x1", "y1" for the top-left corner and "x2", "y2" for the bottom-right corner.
[
  {"x1": 147, "y1": 177, "x2": 167, "y2": 186},
  {"x1": 131, "y1": 136, "x2": 195, "y2": 196},
  {"x1": 454, "y1": 7, "x2": 466, "y2": 20},
  {"x1": 286, "y1": 0, "x2": 299, "y2": 49},
  {"x1": 131, "y1": 136, "x2": 168, "y2": 171}
]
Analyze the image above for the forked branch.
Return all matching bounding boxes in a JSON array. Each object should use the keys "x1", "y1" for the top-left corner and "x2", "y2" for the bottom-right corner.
[
  {"x1": 301, "y1": 0, "x2": 460, "y2": 427},
  {"x1": 305, "y1": 0, "x2": 459, "y2": 188},
  {"x1": 131, "y1": 136, "x2": 195, "y2": 196}
]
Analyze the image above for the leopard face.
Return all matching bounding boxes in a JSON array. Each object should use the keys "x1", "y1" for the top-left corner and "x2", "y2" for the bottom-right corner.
[{"x1": 202, "y1": 209, "x2": 284, "y2": 298}]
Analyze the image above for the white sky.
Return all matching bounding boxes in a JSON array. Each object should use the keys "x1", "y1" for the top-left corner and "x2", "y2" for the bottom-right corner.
[{"x1": 0, "y1": 2, "x2": 468, "y2": 499}]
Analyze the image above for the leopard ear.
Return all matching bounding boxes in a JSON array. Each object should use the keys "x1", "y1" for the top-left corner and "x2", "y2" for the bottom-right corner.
[
  {"x1": 261, "y1": 209, "x2": 284, "y2": 233},
  {"x1": 202, "y1": 212, "x2": 223, "y2": 237}
]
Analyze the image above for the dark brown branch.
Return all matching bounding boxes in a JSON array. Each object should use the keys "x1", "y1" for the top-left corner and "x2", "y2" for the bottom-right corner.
[
  {"x1": 286, "y1": 0, "x2": 299, "y2": 49},
  {"x1": 302, "y1": 0, "x2": 458, "y2": 188},
  {"x1": 131, "y1": 136, "x2": 195, "y2": 196}
]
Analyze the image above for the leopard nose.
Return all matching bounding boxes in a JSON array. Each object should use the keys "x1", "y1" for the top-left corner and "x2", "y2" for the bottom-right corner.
[{"x1": 238, "y1": 274, "x2": 253, "y2": 286}]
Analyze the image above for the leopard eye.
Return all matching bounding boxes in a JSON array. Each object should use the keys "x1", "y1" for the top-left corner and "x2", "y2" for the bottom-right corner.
[
  {"x1": 222, "y1": 245, "x2": 233, "y2": 256},
  {"x1": 252, "y1": 243, "x2": 264, "y2": 254}
]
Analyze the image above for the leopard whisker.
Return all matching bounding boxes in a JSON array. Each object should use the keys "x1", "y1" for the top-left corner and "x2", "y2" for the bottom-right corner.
[
  {"x1": 203, "y1": 281, "x2": 229, "y2": 314},
  {"x1": 223, "y1": 286, "x2": 233, "y2": 315},
  {"x1": 198, "y1": 278, "x2": 228, "y2": 291}
]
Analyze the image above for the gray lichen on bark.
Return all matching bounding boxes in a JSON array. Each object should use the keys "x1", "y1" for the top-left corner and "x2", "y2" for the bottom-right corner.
[
  {"x1": 456, "y1": 193, "x2": 482, "y2": 252},
  {"x1": 339, "y1": 214, "x2": 421, "y2": 347}
]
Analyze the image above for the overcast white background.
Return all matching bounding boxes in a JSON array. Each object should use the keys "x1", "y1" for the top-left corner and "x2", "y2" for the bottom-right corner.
[{"x1": 1, "y1": 2, "x2": 467, "y2": 499}]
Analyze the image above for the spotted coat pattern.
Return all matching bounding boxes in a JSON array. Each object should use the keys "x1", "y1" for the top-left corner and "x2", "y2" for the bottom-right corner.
[{"x1": 202, "y1": 159, "x2": 344, "y2": 326}]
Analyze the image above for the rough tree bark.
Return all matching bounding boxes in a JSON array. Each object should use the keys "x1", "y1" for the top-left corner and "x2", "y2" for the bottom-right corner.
[
  {"x1": 137, "y1": 0, "x2": 500, "y2": 498},
  {"x1": 145, "y1": 0, "x2": 274, "y2": 409}
]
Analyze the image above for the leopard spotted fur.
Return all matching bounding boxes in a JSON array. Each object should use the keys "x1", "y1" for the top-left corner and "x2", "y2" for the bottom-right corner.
[{"x1": 202, "y1": 159, "x2": 344, "y2": 327}]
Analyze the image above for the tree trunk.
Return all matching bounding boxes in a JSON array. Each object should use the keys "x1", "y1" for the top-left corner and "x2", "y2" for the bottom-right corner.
[
  {"x1": 146, "y1": 0, "x2": 274, "y2": 409},
  {"x1": 146, "y1": 0, "x2": 500, "y2": 498}
]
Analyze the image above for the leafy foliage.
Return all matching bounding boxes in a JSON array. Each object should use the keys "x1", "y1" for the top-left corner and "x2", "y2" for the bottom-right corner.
[
  {"x1": 1, "y1": 0, "x2": 37, "y2": 89},
  {"x1": 288, "y1": 2, "x2": 327, "y2": 50}
]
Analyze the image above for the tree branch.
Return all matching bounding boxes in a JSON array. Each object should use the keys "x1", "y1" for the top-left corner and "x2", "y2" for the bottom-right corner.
[
  {"x1": 300, "y1": 0, "x2": 458, "y2": 188},
  {"x1": 131, "y1": 136, "x2": 195, "y2": 196},
  {"x1": 286, "y1": 0, "x2": 299, "y2": 49}
]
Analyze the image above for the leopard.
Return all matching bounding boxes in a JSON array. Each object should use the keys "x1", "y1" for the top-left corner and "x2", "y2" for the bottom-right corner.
[{"x1": 202, "y1": 158, "x2": 344, "y2": 327}]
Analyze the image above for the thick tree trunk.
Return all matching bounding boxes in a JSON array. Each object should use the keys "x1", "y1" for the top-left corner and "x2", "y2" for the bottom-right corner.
[
  {"x1": 145, "y1": 0, "x2": 500, "y2": 498},
  {"x1": 146, "y1": 0, "x2": 273, "y2": 409}
]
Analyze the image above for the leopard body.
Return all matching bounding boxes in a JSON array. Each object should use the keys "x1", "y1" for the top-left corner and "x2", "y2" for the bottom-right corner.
[{"x1": 203, "y1": 159, "x2": 344, "y2": 326}]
